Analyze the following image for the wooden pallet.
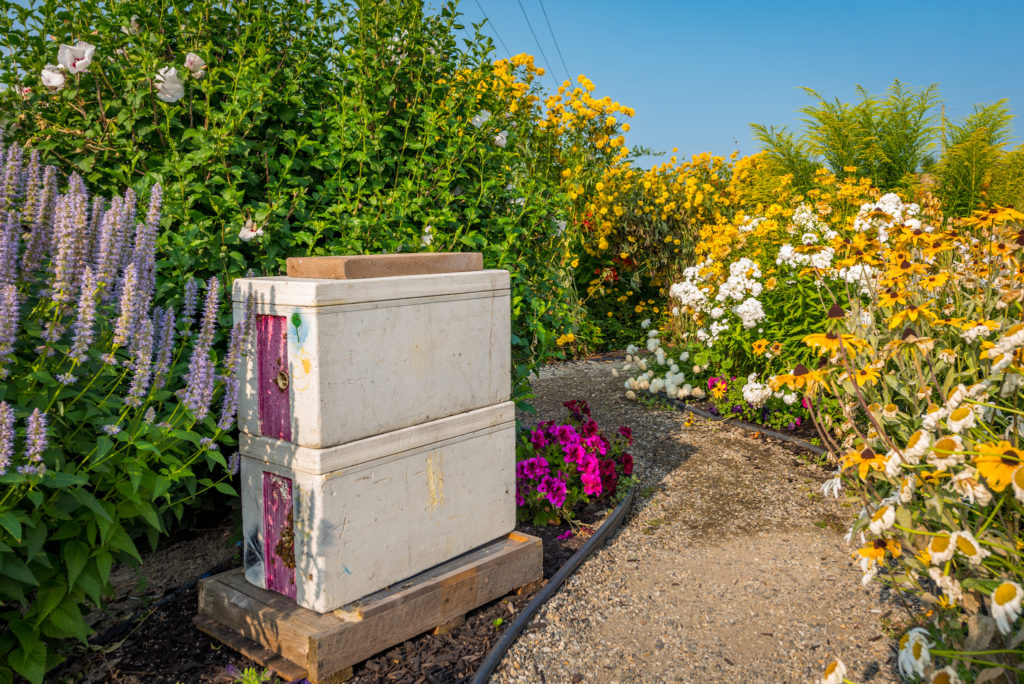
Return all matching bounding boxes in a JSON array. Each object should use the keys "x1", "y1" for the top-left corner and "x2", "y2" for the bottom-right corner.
[{"x1": 195, "y1": 532, "x2": 543, "y2": 683}]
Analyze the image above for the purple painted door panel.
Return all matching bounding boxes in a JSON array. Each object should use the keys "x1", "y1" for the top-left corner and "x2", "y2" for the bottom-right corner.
[
  {"x1": 263, "y1": 471, "x2": 296, "y2": 599},
  {"x1": 256, "y1": 314, "x2": 291, "y2": 441}
]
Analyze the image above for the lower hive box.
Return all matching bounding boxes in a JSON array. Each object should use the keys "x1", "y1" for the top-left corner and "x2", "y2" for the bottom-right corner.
[{"x1": 239, "y1": 402, "x2": 516, "y2": 613}]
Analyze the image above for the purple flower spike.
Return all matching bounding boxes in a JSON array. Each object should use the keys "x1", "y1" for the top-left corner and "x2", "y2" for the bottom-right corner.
[
  {"x1": 181, "y1": 278, "x2": 199, "y2": 331},
  {"x1": 0, "y1": 401, "x2": 13, "y2": 475},
  {"x1": 24, "y1": 408, "x2": 47, "y2": 464},
  {"x1": 0, "y1": 283, "x2": 20, "y2": 377},
  {"x1": 112, "y1": 263, "x2": 138, "y2": 347},
  {"x1": 217, "y1": 322, "x2": 244, "y2": 430},
  {"x1": 0, "y1": 210, "x2": 20, "y2": 286},
  {"x1": 69, "y1": 266, "x2": 100, "y2": 363},
  {"x1": 125, "y1": 315, "x2": 154, "y2": 406},
  {"x1": 131, "y1": 183, "x2": 161, "y2": 312},
  {"x1": 20, "y1": 165, "x2": 57, "y2": 280},
  {"x1": 152, "y1": 307, "x2": 176, "y2": 389}
]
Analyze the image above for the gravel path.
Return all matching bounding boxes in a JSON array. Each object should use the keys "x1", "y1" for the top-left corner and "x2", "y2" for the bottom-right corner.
[{"x1": 501, "y1": 359, "x2": 902, "y2": 683}]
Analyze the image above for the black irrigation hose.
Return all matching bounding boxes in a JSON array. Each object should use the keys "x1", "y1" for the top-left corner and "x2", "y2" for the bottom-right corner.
[
  {"x1": 665, "y1": 397, "x2": 828, "y2": 456},
  {"x1": 471, "y1": 485, "x2": 636, "y2": 684}
]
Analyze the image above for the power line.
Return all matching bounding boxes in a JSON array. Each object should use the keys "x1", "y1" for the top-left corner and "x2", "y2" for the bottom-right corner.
[
  {"x1": 537, "y1": 0, "x2": 572, "y2": 85},
  {"x1": 514, "y1": 0, "x2": 560, "y2": 90},
  {"x1": 473, "y1": 0, "x2": 512, "y2": 57}
]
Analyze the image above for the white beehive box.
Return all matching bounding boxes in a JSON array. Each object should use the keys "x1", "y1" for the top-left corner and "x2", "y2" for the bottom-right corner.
[
  {"x1": 239, "y1": 402, "x2": 516, "y2": 613},
  {"x1": 231, "y1": 271, "x2": 511, "y2": 448}
]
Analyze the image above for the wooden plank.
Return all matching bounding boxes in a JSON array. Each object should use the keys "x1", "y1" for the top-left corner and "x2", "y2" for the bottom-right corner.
[
  {"x1": 197, "y1": 573, "x2": 315, "y2": 667},
  {"x1": 256, "y1": 314, "x2": 291, "y2": 441},
  {"x1": 198, "y1": 534, "x2": 541, "y2": 684},
  {"x1": 286, "y1": 253, "x2": 483, "y2": 280},
  {"x1": 308, "y1": 534, "x2": 541, "y2": 679},
  {"x1": 263, "y1": 473, "x2": 296, "y2": 599},
  {"x1": 194, "y1": 616, "x2": 308, "y2": 683}
]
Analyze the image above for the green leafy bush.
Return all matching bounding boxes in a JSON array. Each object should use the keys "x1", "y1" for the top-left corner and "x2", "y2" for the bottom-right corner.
[{"x1": 0, "y1": 141, "x2": 244, "y2": 683}]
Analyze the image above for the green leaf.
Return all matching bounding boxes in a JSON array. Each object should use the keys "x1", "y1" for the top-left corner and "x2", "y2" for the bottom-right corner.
[
  {"x1": 213, "y1": 482, "x2": 238, "y2": 497},
  {"x1": 31, "y1": 582, "x2": 66, "y2": 627},
  {"x1": 69, "y1": 488, "x2": 113, "y2": 523},
  {"x1": 0, "y1": 513, "x2": 22, "y2": 542},
  {"x1": 9, "y1": 639, "x2": 46, "y2": 684},
  {"x1": 2, "y1": 556, "x2": 37, "y2": 586},
  {"x1": 62, "y1": 541, "x2": 88, "y2": 590}
]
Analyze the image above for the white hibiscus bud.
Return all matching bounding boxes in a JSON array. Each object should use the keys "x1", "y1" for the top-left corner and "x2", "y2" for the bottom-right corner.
[
  {"x1": 41, "y1": 64, "x2": 66, "y2": 90},
  {"x1": 493, "y1": 130, "x2": 508, "y2": 148},
  {"x1": 121, "y1": 15, "x2": 141, "y2": 35},
  {"x1": 57, "y1": 41, "x2": 96, "y2": 74},
  {"x1": 154, "y1": 67, "x2": 185, "y2": 103},
  {"x1": 184, "y1": 52, "x2": 206, "y2": 79}
]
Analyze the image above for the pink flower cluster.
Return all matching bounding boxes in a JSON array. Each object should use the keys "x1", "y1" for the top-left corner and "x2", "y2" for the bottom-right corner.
[{"x1": 515, "y1": 400, "x2": 635, "y2": 525}]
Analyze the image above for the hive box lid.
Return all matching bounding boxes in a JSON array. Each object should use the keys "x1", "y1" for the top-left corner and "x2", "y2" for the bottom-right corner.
[
  {"x1": 286, "y1": 253, "x2": 483, "y2": 279},
  {"x1": 239, "y1": 402, "x2": 515, "y2": 475},
  {"x1": 232, "y1": 270, "x2": 509, "y2": 308}
]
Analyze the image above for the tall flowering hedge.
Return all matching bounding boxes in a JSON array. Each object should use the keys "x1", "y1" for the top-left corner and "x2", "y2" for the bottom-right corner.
[{"x1": 0, "y1": 141, "x2": 245, "y2": 683}]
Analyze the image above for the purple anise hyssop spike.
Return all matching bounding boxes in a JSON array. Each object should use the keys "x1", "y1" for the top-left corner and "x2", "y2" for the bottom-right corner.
[
  {"x1": 216, "y1": 322, "x2": 244, "y2": 430},
  {"x1": 111, "y1": 263, "x2": 138, "y2": 348},
  {"x1": 69, "y1": 266, "x2": 100, "y2": 363},
  {"x1": 152, "y1": 307, "x2": 177, "y2": 389},
  {"x1": 0, "y1": 210, "x2": 20, "y2": 285},
  {"x1": 125, "y1": 315, "x2": 154, "y2": 407},
  {"x1": 17, "y1": 408, "x2": 47, "y2": 475},
  {"x1": 20, "y1": 164, "x2": 57, "y2": 280},
  {"x1": 0, "y1": 284, "x2": 19, "y2": 377},
  {"x1": 0, "y1": 400, "x2": 13, "y2": 476}
]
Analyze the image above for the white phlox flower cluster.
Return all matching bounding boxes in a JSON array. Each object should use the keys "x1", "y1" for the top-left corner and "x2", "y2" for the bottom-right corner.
[
  {"x1": 740, "y1": 373, "x2": 772, "y2": 407},
  {"x1": 619, "y1": 331, "x2": 689, "y2": 400},
  {"x1": 734, "y1": 297, "x2": 765, "y2": 329},
  {"x1": 736, "y1": 215, "x2": 765, "y2": 233},
  {"x1": 853, "y1": 193, "x2": 928, "y2": 243}
]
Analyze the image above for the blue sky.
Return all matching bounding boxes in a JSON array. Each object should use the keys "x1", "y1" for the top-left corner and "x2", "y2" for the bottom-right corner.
[{"x1": 450, "y1": 0, "x2": 1023, "y2": 165}]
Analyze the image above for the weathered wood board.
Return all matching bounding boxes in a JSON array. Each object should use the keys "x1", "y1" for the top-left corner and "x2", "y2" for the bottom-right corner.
[
  {"x1": 286, "y1": 253, "x2": 483, "y2": 280},
  {"x1": 195, "y1": 532, "x2": 542, "y2": 684}
]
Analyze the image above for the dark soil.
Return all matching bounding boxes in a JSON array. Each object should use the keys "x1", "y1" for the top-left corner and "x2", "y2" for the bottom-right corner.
[{"x1": 55, "y1": 504, "x2": 611, "y2": 684}]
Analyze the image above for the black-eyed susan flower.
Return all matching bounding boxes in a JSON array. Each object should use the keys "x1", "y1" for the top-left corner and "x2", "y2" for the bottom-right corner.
[
  {"x1": 802, "y1": 332, "x2": 870, "y2": 356},
  {"x1": 751, "y1": 338, "x2": 768, "y2": 355},
  {"x1": 973, "y1": 441, "x2": 1022, "y2": 491},
  {"x1": 991, "y1": 581, "x2": 1023, "y2": 635},
  {"x1": 842, "y1": 446, "x2": 887, "y2": 481},
  {"x1": 888, "y1": 302, "x2": 937, "y2": 329},
  {"x1": 850, "y1": 366, "x2": 880, "y2": 387}
]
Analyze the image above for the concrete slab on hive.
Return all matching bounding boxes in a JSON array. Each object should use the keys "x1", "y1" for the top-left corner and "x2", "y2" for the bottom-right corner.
[{"x1": 286, "y1": 253, "x2": 483, "y2": 280}]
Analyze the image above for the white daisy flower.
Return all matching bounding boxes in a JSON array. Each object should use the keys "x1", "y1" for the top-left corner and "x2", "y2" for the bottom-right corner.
[
  {"x1": 930, "y1": 665, "x2": 962, "y2": 684},
  {"x1": 952, "y1": 530, "x2": 990, "y2": 565},
  {"x1": 928, "y1": 567, "x2": 964, "y2": 606},
  {"x1": 946, "y1": 405, "x2": 976, "y2": 433},
  {"x1": 926, "y1": 434, "x2": 964, "y2": 471},
  {"x1": 947, "y1": 467, "x2": 992, "y2": 506},
  {"x1": 902, "y1": 429, "x2": 931, "y2": 463},
  {"x1": 927, "y1": 533, "x2": 957, "y2": 565},
  {"x1": 821, "y1": 473, "x2": 842, "y2": 498},
  {"x1": 868, "y1": 503, "x2": 895, "y2": 535},
  {"x1": 820, "y1": 658, "x2": 846, "y2": 684},
  {"x1": 897, "y1": 627, "x2": 932, "y2": 678},
  {"x1": 991, "y1": 581, "x2": 1023, "y2": 635}
]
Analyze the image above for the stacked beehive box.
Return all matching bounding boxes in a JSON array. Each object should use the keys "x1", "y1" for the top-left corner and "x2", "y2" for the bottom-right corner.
[{"x1": 232, "y1": 259, "x2": 516, "y2": 613}]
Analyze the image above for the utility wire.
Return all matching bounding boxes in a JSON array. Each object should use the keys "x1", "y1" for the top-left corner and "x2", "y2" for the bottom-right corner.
[
  {"x1": 514, "y1": 0, "x2": 560, "y2": 90},
  {"x1": 537, "y1": 0, "x2": 572, "y2": 85},
  {"x1": 473, "y1": 0, "x2": 512, "y2": 57}
]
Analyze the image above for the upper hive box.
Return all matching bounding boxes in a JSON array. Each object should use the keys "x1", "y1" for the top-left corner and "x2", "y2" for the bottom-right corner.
[{"x1": 232, "y1": 267, "x2": 511, "y2": 449}]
